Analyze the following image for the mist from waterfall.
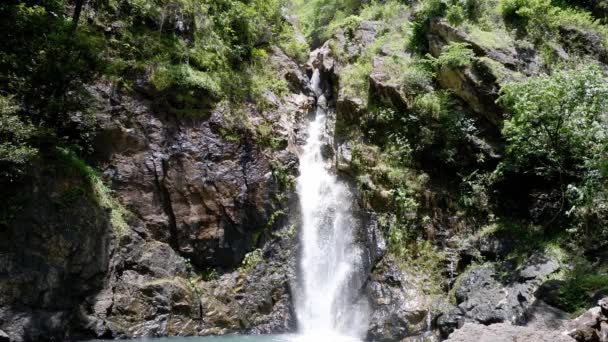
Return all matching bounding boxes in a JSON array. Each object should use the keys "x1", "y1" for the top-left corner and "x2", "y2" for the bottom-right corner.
[{"x1": 293, "y1": 69, "x2": 369, "y2": 340}]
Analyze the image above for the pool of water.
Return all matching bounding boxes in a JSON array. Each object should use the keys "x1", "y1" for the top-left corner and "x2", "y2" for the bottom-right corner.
[{"x1": 87, "y1": 334, "x2": 362, "y2": 342}]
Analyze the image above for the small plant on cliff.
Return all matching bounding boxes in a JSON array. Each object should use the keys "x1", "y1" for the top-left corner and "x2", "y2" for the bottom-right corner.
[
  {"x1": 433, "y1": 42, "x2": 476, "y2": 68},
  {"x1": 240, "y1": 248, "x2": 263, "y2": 272},
  {"x1": 271, "y1": 160, "x2": 294, "y2": 192},
  {"x1": 57, "y1": 148, "x2": 131, "y2": 236}
]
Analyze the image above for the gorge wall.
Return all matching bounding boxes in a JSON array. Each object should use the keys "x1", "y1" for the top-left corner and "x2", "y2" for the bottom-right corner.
[{"x1": 1, "y1": 0, "x2": 608, "y2": 341}]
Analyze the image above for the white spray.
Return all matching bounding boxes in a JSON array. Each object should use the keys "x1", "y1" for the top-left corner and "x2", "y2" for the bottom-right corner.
[{"x1": 294, "y1": 69, "x2": 369, "y2": 341}]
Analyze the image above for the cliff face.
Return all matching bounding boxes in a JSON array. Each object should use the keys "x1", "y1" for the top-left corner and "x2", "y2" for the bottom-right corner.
[
  {"x1": 1, "y1": 0, "x2": 608, "y2": 341},
  {"x1": 0, "y1": 44, "x2": 312, "y2": 339}
]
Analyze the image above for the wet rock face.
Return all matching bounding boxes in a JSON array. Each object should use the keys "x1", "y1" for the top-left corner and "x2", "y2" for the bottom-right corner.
[
  {"x1": 199, "y1": 225, "x2": 297, "y2": 335},
  {"x1": 427, "y1": 18, "x2": 536, "y2": 129}
]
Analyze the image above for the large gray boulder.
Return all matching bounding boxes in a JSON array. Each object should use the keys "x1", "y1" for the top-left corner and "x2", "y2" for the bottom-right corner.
[
  {"x1": 437, "y1": 255, "x2": 561, "y2": 337},
  {"x1": 445, "y1": 322, "x2": 574, "y2": 342}
]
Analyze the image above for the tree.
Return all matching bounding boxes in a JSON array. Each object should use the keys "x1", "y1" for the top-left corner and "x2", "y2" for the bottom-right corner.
[{"x1": 72, "y1": 0, "x2": 86, "y2": 27}]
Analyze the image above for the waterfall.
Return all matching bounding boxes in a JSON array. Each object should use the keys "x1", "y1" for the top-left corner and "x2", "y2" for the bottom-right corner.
[{"x1": 294, "y1": 69, "x2": 369, "y2": 340}]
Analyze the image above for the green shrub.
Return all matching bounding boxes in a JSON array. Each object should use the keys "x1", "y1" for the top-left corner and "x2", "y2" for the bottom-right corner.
[
  {"x1": 0, "y1": 96, "x2": 38, "y2": 180},
  {"x1": 339, "y1": 59, "x2": 373, "y2": 99},
  {"x1": 293, "y1": 0, "x2": 364, "y2": 43},
  {"x1": 556, "y1": 259, "x2": 608, "y2": 315},
  {"x1": 499, "y1": 0, "x2": 608, "y2": 47},
  {"x1": 446, "y1": 4, "x2": 466, "y2": 26},
  {"x1": 435, "y1": 42, "x2": 476, "y2": 68},
  {"x1": 240, "y1": 248, "x2": 263, "y2": 271},
  {"x1": 499, "y1": 65, "x2": 608, "y2": 242},
  {"x1": 499, "y1": 65, "x2": 608, "y2": 177},
  {"x1": 410, "y1": 0, "x2": 448, "y2": 52}
]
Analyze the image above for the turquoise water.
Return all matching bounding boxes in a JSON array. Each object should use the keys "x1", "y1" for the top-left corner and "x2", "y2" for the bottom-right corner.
[
  {"x1": 88, "y1": 336, "x2": 288, "y2": 342},
  {"x1": 88, "y1": 334, "x2": 362, "y2": 342}
]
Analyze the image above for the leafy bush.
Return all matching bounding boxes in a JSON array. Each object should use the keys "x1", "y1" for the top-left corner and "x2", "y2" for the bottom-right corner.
[
  {"x1": 498, "y1": 65, "x2": 608, "y2": 242},
  {"x1": 240, "y1": 248, "x2": 263, "y2": 271},
  {"x1": 56, "y1": 148, "x2": 131, "y2": 236},
  {"x1": 555, "y1": 259, "x2": 608, "y2": 315},
  {"x1": 339, "y1": 59, "x2": 373, "y2": 99},
  {"x1": 446, "y1": 4, "x2": 466, "y2": 26},
  {"x1": 499, "y1": 65, "x2": 608, "y2": 177},
  {"x1": 434, "y1": 42, "x2": 476, "y2": 68},
  {"x1": 0, "y1": 1, "x2": 102, "y2": 152},
  {"x1": 293, "y1": 0, "x2": 364, "y2": 43},
  {"x1": 410, "y1": 0, "x2": 448, "y2": 52},
  {"x1": 0, "y1": 96, "x2": 38, "y2": 181},
  {"x1": 499, "y1": 0, "x2": 608, "y2": 47}
]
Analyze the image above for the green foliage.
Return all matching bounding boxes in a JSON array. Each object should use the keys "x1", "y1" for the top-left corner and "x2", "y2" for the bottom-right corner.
[
  {"x1": 240, "y1": 248, "x2": 263, "y2": 271},
  {"x1": 434, "y1": 42, "x2": 476, "y2": 68},
  {"x1": 278, "y1": 25, "x2": 310, "y2": 64},
  {"x1": 200, "y1": 267, "x2": 219, "y2": 282},
  {"x1": 387, "y1": 218, "x2": 448, "y2": 295},
  {"x1": 339, "y1": 60, "x2": 373, "y2": 100},
  {"x1": 256, "y1": 121, "x2": 285, "y2": 150},
  {"x1": 499, "y1": 65, "x2": 608, "y2": 177},
  {"x1": 0, "y1": 96, "x2": 38, "y2": 180},
  {"x1": 56, "y1": 148, "x2": 131, "y2": 236},
  {"x1": 410, "y1": 0, "x2": 448, "y2": 52},
  {"x1": 0, "y1": 1, "x2": 101, "y2": 159},
  {"x1": 270, "y1": 160, "x2": 294, "y2": 192},
  {"x1": 293, "y1": 0, "x2": 364, "y2": 43},
  {"x1": 555, "y1": 258, "x2": 608, "y2": 315},
  {"x1": 446, "y1": 4, "x2": 466, "y2": 26},
  {"x1": 499, "y1": 0, "x2": 608, "y2": 47},
  {"x1": 499, "y1": 65, "x2": 608, "y2": 243}
]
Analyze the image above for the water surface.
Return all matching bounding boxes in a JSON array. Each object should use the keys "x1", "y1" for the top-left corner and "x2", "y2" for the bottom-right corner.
[{"x1": 88, "y1": 334, "x2": 361, "y2": 342}]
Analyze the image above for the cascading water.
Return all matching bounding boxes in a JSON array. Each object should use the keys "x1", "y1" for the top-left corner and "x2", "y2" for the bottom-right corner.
[{"x1": 294, "y1": 69, "x2": 369, "y2": 340}]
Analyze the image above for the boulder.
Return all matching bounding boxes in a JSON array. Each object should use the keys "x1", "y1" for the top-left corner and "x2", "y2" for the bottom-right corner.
[
  {"x1": 600, "y1": 297, "x2": 608, "y2": 317},
  {"x1": 436, "y1": 308, "x2": 466, "y2": 338},
  {"x1": 559, "y1": 25, "x2": 608, "y2": 64},
  {"x1": 0, "y1": 330, "x2": 9, "y2": 342},
  {"x1": 445, "y1": 322, "x2": 574, "y2": 342},
  {"x1": 450, "y1": 256, "x2": 560, "y2": 327},
  {"x1": 565, "y1": 297, "x2": 608, "y2": 342},
  {"x1": 567, "y1": 307, "x2": 603, "y2": 341},
  {"x1": 366, "y1": 258, "x2": 429, "y2": 341},
  {"x1": 368, "y1": 57, "x2": 413, "y2": 112},
  {"x1": 524, "y1": 300, "x2": 571, "y2": 330}
]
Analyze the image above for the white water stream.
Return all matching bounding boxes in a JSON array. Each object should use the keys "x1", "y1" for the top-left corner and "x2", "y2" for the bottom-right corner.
[{"x1": 294, "y1": 70, "x2": 369, "y2": 341}]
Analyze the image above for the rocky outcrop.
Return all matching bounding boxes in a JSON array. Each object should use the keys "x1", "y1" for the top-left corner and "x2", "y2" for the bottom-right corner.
[
  {"x1": 197, "y1": 224, "x2": 297, "y2": 335},
  {"x1": 0, "y1": 160, "x2": 113, "y2": 341},
  {"x1": 366, "y1": 258, "x2": 430, "y2": 341},
  {"x1": 368, "y1": 55, "x2": 418, "y2": 112},
  {"x1": 427, "y1": 19, "x2": 532, "y2": 127},
  {"x1": 559, "y1": 25, "x2": 608, "y2": 64},
  {"x1": 77, "y1": 47, "x2": 312, "y2": 338},
  {"x1": 565, "y1": 297, "x2": 608, "y2": 342},
  {"x1": 445, "y1": 322, "x2": 574, "y2": 342},
  {"x1": 437, "y1": 255, "x2": 561, "y2": 337},
  {"x1": 446, "y1": 297, "x2": 608, "y2": 342},
  {"x1": 92, "y1": 83, "x2": 302, "y2": 268}
]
